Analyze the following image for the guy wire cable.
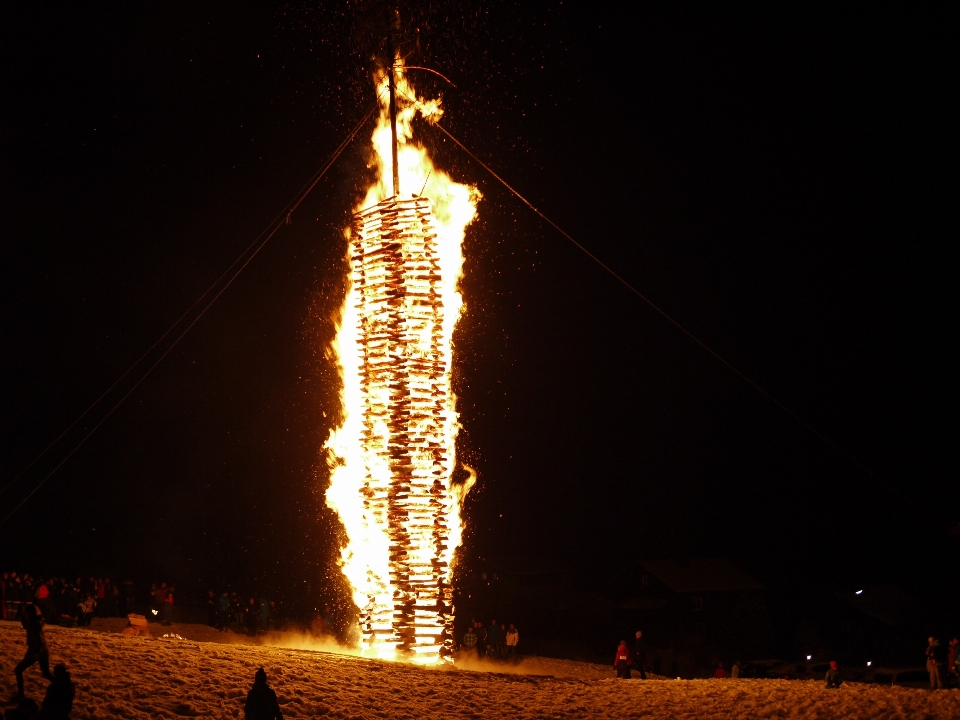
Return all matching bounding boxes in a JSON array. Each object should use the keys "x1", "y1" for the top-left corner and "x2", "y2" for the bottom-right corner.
[
  {"x1": 428, "y1": 118, "x2": 922, "y2": 515},
  {"x1": 0, "y1": 103, "x2": 378, "y2": 527},
  {"x1": 2, "y1": 158, "x2": 326, "y2": 500}
]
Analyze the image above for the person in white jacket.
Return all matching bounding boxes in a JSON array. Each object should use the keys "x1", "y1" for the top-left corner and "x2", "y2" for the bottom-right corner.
[{"x1": 505, "y1": 623, "x2": 519, "y2": 662}]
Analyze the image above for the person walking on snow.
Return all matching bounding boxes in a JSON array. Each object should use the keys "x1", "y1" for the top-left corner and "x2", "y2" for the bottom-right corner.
[
  {"x1": 15, "y1": 602, "x2": 54, "y2": 700},
  {"x1": 244, "y1": 667, "x2": 283, "y2": 720},
  {"x1": 614, "y1": 640, "x2": 633, "y2": 679}
]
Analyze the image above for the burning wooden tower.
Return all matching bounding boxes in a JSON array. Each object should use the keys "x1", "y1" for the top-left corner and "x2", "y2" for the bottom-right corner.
[{"x1": 324, "y1": 13, "x2": 478, "y2": 664}]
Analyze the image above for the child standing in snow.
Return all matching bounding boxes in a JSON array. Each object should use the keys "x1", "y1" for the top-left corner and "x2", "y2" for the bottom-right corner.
[{"x1": 824, "y1": 661, "x2": 842, "y2": 688}]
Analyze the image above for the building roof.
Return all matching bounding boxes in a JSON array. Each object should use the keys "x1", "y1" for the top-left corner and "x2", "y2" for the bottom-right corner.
[
  {"x1": 492, "y1": 557, "x2": 574, "y2": 577},
  {"x1": 639, "y1": 558, "x2": 765, "y2": 593},
  {"x1": 841, "y1": 584, "x2": 926, "y2": 626}
]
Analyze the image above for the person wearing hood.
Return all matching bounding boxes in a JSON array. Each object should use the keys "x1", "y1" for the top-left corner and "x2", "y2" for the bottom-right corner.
[
  {"x1": 244, "y1": 667, "x2": 283, "y2": 720},
  {"x1": 824, "y1": 661, "x2": 842, "y2": 689},
  {"x1": 614, "y1": 640, "x2": 633, "y2": 679},
  {"x1": 38, "y1": 663, "x2": 75, "y2": 719}
]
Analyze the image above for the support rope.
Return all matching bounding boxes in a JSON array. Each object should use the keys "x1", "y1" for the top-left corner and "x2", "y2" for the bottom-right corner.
[
  {"x1": 430, "y1": 120, "x2": 918, "y2": 511},
  {"x1": 0, "y1": 105, "x2": 378, "y2": 527}
]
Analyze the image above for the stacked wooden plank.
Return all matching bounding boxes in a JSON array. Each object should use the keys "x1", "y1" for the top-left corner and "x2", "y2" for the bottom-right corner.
[{"x1": 350, "y1": 197, "x2": 455, "y2": 662}]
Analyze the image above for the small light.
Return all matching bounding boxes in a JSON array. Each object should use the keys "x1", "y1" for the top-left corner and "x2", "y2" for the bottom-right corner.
[
  {"x1": 855, "y1": 589, "x2": 863, "y2": 595},
  {"x1": 151, "y1": 609, "x2": 158, "y2": 615},
  {"x1": 806, "y1": 655, "x2": 812, "y2": 661},
  {"x1": 867, "y1": 661, "x2": 872, "y2": 667}
]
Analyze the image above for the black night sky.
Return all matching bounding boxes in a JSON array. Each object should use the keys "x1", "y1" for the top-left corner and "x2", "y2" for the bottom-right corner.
[{"x1": 1, "y1": 1, "x2": 956, "y2": 621}]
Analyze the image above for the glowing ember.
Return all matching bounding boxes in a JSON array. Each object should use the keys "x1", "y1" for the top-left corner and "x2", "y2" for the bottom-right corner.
[{"x1": 324, "y1": 63, "x2": 478, "y2": 664}]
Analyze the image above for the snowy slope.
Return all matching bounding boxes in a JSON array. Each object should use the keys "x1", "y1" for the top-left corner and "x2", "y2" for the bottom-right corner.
[{"x1": 2, "y1": 621, "x2": 958, "y2": 719}]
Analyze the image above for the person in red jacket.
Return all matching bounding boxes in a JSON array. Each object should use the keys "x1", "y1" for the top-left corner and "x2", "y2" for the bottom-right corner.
[{"x1": 614, "y1": 640, "x2": 633, "y2": 679}]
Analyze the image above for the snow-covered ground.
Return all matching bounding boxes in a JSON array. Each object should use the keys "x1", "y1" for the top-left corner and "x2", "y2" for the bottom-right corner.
[{"x1": 2, "y1": 619, "x2": 958, "y2": 719}]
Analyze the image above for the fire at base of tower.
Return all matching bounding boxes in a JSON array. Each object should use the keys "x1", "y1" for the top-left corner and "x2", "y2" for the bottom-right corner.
[{"x1": 324, "y1": 67, "x2": 478, "y2": 665}]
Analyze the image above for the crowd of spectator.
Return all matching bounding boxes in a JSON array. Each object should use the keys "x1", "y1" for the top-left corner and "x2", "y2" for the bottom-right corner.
[
  {"x1": 1, "y1": 572, "x2": 131, "y2": 628},
  {"x1": 1, "y1": 573, "x2": 289, "y2": 637},
  {"x1": 204, "y1": 589, "x2": 279, "y2": 636},
  {"x1": 459, "y1": 618, "x2": 520, "y2": 662}
]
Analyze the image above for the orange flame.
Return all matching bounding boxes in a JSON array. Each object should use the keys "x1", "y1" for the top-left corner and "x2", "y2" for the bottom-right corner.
[{"x1": 324, "y1": 63, "x2": 479, "y2": 665}]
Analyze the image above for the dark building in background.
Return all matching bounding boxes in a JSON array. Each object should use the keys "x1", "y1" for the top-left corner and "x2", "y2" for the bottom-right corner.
[
  {"x1": 455, "y1": 556, "x2": 774, "y2": 675},
  {"x1": 457, "y1": 553, "x2": 941, "y2": 673},
  {"x1": 614, "y1": 558, "x2": 773, "y2": 676}
]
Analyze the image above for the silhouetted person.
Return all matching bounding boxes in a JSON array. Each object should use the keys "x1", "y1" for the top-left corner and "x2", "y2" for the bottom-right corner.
[
  {"x1": 218, "y1": 592, "x2": 231, "y2": 631},
  {"x1": 38, "y1": 664, "x2": 74, "y2": 720},
  {"x1": 713, "y1": 663, "x2": 727, "y2": 679},
  {"x1": 246, "y1": 598, "x2": 259, "y2": 635},
  {"x1": 244, "y1": 667, "x2": 283, "y2": 720},
  {"x1": 4, "y1": 697, "x2": 40, "y2": 720},
  {"x1": 474, "y1": 621, "x2": 487, "y2": 659},
  {"x1": 488, "y1": 619, "x2": 502, "y2": 659},
  {"x1": 927, "y1": 637, "x2": 946, "y2": 689},
  {"x1": 633, "y1": 631, "x2": 647, "y2": 679},
  {"x1": 206, "y1": 591, "x2": 217, "y2": 627},
  {"x1": 948, "y1": 637, "x2": 959, "y2": 688},
  {"x1": 232, "y1": 592, "x2": 243, "y2": 632},
  {"x1": 259, "y1": 597, "x2": 270, "y2": 633},
  {"x1": 614, "y1": 640, "x2": 632, "y2": 679},
  {"x1": 15, "y1": 603, "x2": 54, "y2": 700},
  {"x1": 161, "y1": 586, "x2": 174, "y2": 626},
  {"x1": 824, "y1": 660, "x2": 842, "y2": 689}
]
